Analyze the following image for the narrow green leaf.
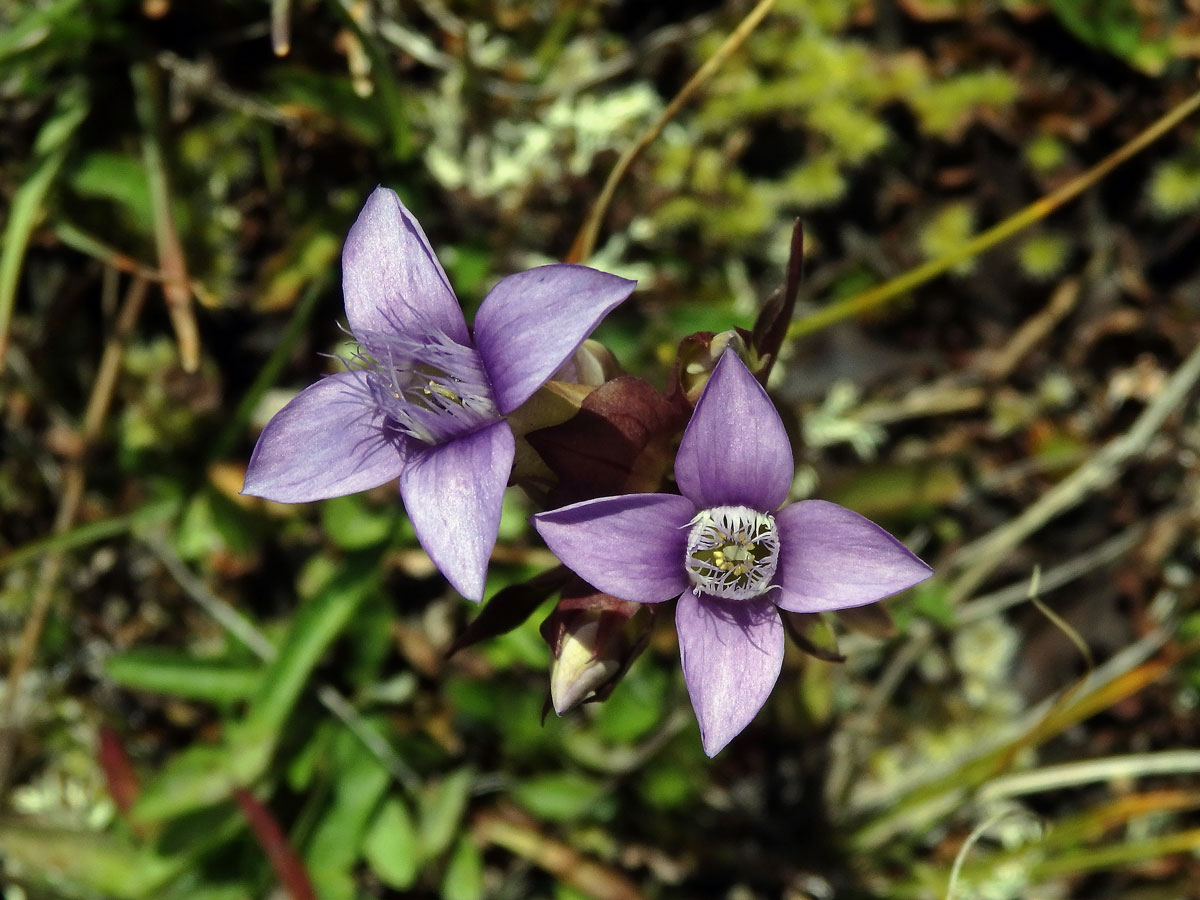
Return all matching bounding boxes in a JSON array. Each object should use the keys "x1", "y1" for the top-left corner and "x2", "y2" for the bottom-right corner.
[
  {"x1": 0, "y1": 498, "x2": 176, "y2": 573},
  {"x1": 364, "y1": 797, "x2": 422, "y2": 889},
  {"x1": 323, "y1": 0, "x2": 410, "y2": 159},
  {"x1": 0, "y1": 81, "x2": 88, "y2": 359},
  {"x1": 418, "y1": 768, "x2": 474, "y2": 860},
  {"x1": 105, "y1": 648, "x2": 261, "y2": 703},
  {"x1": 175, "y1": 489, "x2": 255, "y2": 562},
  {"x1": 441, "y1": 836, "x2": 485, "y2": 900},
  {"x1": 241, "y1": 557, "x2": 377, "y2": 741}
]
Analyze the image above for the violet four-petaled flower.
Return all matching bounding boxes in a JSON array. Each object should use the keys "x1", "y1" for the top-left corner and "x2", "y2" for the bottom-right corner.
[
  {"x1": 243, "y1": 187, "x2": 636, "y2": 601},
  {"x1": 534, "y1": 351, "x2": 932, "y2": 756}
]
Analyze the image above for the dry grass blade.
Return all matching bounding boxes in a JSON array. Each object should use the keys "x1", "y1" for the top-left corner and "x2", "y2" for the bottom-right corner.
[
  {"x1": 271, "y1": 0, "x2": 292, "y2": 56},
  {"x1": 131, "y1": 62, "x2": 201, "y2": 373},
  {"x1": 979, "y1": 751, "x2": 1200, "y2": 803},
  {"x1": 475, "y1": 810, "x2": 645, "y2": 900}
]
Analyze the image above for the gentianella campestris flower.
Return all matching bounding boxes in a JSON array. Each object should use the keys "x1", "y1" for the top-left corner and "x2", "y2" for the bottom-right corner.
[
  {"x1": 244, "y1": 187, "x2": 636, "y2": 600},
  {"x1": 534, "y1": 350, "x2": 931, "y2": 755}
]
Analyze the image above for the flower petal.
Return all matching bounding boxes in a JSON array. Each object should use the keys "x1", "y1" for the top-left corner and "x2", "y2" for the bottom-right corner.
[
  {"x1": 342, "y1": 187, "x2": 469, "y2": 344},
  {"x1": 774, "y1": 499, "x2": 932, "y2": 613},
  {"x1": 399, "y1": 420, "x2": 515, "y2": 602},
  {"x1": 674, "y1": 350, "x2": 793, "y2": 511},
  {"x1": 242, "y1": 372, "x2": 405, "y2": 502},
  {"x1": 533, "y1": 494, "x2": 695, "y2": 603},
  {"x1": 473, "y1": 265, "x2": 636, "y2": 414},
  {"x1": 676, "y1": 591, "x2": 784, "y2": 757}
]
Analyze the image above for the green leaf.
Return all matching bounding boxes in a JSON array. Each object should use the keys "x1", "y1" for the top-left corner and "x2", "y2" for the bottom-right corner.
[
  {"x1": 826, "y1": 461, "x2": 964, "y2": 520},
  {"x1": 0, "y1": 80, "x2": 88, "y2": 356},
  {"x1": 418, "y1": 768, "x2": 474, "y2": 860},
  {"x1": 0, "y1": 820, "x2": 182, "y2": 899},
  {"x1": 363, "y1": 797, "x2": 422, "y2": 889},
  {"x1": 594, "y1": 658, "x2": 668, "y2": 744},
  {"x1": 0, "y1": 0, "x2": 84, "y2": 64},
  {"x1": 909, "y1": 580, "x2": 954, "y2": 629},
  {"x1": 305, "y1": 730, "x2": 391, "y2": 899},
  {"x1": 1047, "y1": 0, "x2": 1168, "y2": 73},
  {"x1": 132, "y1": 737, "x2": 271, "y2": 823},
  {"x1": 175, "y1": 489, "x2": 255, "y2": 562},
  {"x1": 68, "y1": 150, "x2": 154, "y2": 231},
  {"x1": 241, "y1": 556, "x2": 377, "y2": 742},
  {"x1": 321, "y1": 494, "x2": 396, "y2": 550},
  {"x1": 511, "y1": 772, "x2": 604, "y2": 823},
  {"x1": 441, "y1": 836, "x2": 485, "y2": 900},
  {"x1": 105, "y1": 648, "x2": 261, "y2": 703},
  {"x1": 640, "y1": 764, "x2": 697, "y2": 810}
]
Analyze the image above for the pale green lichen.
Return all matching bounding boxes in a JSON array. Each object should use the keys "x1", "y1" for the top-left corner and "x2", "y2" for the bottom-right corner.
[
  {"x1": 802, "y1": 381, "x2": 887, "y2": 461},
  {"x1": 952, "y1": 618, "x2": 1022, "y2": 713},
  {"x1": 422, "y1": 30, "x2": 662, "y2": 211}
]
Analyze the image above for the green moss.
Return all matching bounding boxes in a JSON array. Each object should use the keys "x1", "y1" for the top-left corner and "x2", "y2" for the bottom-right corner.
[
  {"x1": 1147, "y1": 159, "x2": 1200, "y2": 218},
  {"x1": 919, "y1": 202, "x2": 977, "y2": 274},
  {"x1": 1017, "y1": 232, "x2": 1071, "y2": 280},
  {"x1": 909, "y1": 69, "x2": 1019, "y2": 138},
  {"x1": 781, "y1": 155, "x2": 847, "y2": 209},
  {"x1": 1025, "y1": 134, "x2": 1069, "y2": 175}
]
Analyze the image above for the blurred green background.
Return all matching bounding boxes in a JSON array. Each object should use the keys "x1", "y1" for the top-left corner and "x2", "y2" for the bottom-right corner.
[{"x1": 5, "y1": 0, "x2": 1200, "y2": 898}]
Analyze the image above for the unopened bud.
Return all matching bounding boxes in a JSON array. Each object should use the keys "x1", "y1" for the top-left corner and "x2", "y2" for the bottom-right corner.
[
  {"x1": 542, "y1": 594, "x2": 649, "y2": 715},
  {"x1": 551, "y1": 615, "x2": 622, "y2": 715},
  {"x1": 676, "y1": 330, "x2": 752, "y2": 404},
  {"x1": 554, "y1": 339, "x2": 622, "y2": 387}
]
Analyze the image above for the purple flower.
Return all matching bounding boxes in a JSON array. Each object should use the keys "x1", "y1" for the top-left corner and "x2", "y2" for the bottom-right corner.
[
  {"x1": 534, "y1": 351, "x2": 932, "y2": 756},
  {"x1": 243, "y1": 187, "x2": 636, "y2": 601}
]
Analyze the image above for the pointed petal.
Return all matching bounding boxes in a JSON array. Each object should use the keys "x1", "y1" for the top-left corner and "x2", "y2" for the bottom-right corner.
[
  {"x1": 675, "y1": 350, "x2": 793, "y2": 511},
  {"x1": 533, "y1": 494, "x2": 694, "y2": 603},
  {"x1": 774, "y1": 500, "x2": 933, "y2": 613},
  {"x1": 676, "y1": 591, "x2": 784, "y2": 757},
  {"x1": 242, "y1": 373, "x2": 405, "y2": 502},
  {"x1": 342, "y1": 187, "x2": 469, "y2": 344},
  {"x1": 399, "y1": 421, "x2": 515, "y2": 602},
  {"x1": 400, "y1": 422, "x2": 513, "y2": 600},
  {"x1": 473, "y1": 265, "x2": 636, "y2": 414}
]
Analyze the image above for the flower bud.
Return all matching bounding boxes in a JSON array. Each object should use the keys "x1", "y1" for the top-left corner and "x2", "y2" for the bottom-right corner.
[
  {"x1": 550, "y1": 614, "x2": 622, "y2": 715},
  {"x1": 675, "y1": 329, "x2": 752, "y2": 404},
  {"x1": 541, "y1": 593, "x2": 649, "y2": 715},
  {"x1": 554, "y1": 339, "x2": 622, "y2": 387}
]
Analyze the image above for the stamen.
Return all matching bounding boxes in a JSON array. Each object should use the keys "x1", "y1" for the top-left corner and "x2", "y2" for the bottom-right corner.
[
  {"x1": 684, "y1": 505, "x2": 779, "y2": 601},
  {"x1": 345, "y1": 327, "x2": 499, "y2": 445}
]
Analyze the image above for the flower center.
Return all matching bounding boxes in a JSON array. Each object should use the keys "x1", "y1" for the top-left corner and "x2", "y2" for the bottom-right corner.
[
  {"x1": 352, "y1": 327, "x2": 498, "y2": 445},
  {"x1": 684, "y1": 505, "x2": 779, "y2": 601}
]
